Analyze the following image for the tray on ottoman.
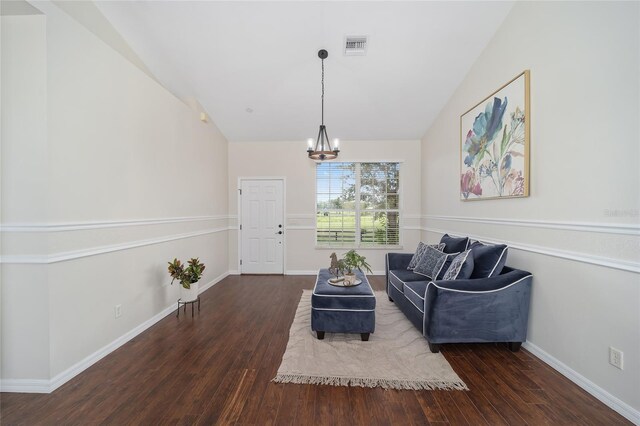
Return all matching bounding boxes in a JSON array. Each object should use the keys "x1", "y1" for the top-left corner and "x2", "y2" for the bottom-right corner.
[{"x1": 311, "y1": 269, "x2": 376, "y2": 341}]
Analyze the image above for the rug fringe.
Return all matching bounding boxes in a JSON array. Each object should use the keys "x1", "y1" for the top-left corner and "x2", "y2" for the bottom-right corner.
[{"x1": 271, "y1": 373, "x2": 469, "y2": 391}]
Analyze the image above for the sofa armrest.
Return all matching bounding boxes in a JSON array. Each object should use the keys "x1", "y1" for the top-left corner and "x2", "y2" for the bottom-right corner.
[
  {"x1": 431, "y1": 267, "x2": 532, "y2": 292},
  {"x1": 423, "y1": 267, "x2": 533, "y2": 344},
  {"x1": 386, "y1": 253, "x2": 413, "y2": 271},
  {"x1": 385, "y1": 253, "x2": 413, "y2": 294}
]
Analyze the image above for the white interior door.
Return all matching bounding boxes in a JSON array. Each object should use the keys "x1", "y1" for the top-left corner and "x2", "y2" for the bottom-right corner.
[{"x1": 240, "y1": 179, "x2": 284, "y2": 274}]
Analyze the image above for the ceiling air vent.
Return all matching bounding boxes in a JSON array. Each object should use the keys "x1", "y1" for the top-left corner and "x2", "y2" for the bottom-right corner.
[{"x1": 344, "y1": 36, "x2": 368, "y2": 56}]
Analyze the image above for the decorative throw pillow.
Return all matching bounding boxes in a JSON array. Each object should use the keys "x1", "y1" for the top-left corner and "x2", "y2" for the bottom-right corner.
[
  {"x1": 469, "y1": 241, "x2": 509, "y2": 278},
  {"x1": 442, "y1": 250, "x2": 474, "y2": 280},
  {"x1": 414, "y1": 246, "x2": 450, "y2": 278},
  {"x1": 407, "y1": 242, "x2": 445, "y2": 270},
  {"x1": 440, "y1": 234, "x2": 470, "y2": 254},
  {"x1": 431, "y1": 252, "x2": 461, "y2": 280}
]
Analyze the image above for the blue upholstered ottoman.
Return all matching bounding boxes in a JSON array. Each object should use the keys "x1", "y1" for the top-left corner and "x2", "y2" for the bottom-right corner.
[{"x1": 311, "y1": 269, "x2": 376, "y2": 341}]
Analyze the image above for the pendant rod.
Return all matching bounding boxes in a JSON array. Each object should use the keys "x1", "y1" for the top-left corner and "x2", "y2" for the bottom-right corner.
[{"x1": 321, "y1": 58, "x2": 324, "y2": 126}]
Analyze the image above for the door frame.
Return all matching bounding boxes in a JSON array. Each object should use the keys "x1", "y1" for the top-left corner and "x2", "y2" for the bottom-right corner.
[{"x1": 237, "y1": 176, "x2": 287, "y2": 274}]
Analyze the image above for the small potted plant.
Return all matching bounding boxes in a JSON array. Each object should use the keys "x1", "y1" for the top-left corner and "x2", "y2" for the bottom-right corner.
[
  {"x1": 168, "y1": 257, "x2": 206, "y2": 302},
  {"x1": 342, "y1": 249, "x2": 372, "y2": 285}
]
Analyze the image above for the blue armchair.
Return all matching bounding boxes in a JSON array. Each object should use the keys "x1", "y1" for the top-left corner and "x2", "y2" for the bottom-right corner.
[{"x1": 386, "y1": 252, "x2": 532, "y2": 353}]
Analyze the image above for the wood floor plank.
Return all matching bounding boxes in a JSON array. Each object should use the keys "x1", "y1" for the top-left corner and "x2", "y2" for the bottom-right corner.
[
  {"x1": 472, "y1": 345, "x2": 546, "y2": 404},
  {"x1": 446, "y1": 355, "x2": 510, "y2": 426},
  {"x1": 414, "y1": 390, "x2": 449, "y2": 424},
  {"x1": 314, "y1": 386, "x2": 337, "y2": 425},
  {"x1": 292, "y1": 385, "x2": 317, "y2": 425},
  {"x1": 273, "y1": 382, "x2": 303, "y2": 425},
  {"x1": 451, "y1": 351, "x2": 528, "y2": 425},
  {"x1": 217, "y1": 368, "x2": 258, "y2": 425},
  {"x1": 432, "y1": 390, "x2": 470, "y2": 425},
  {"x1": 361, "y1": 387, "x2": 394, "y2": 426},
  {"x1": 464, "y1": 349, "x2": 553, "y2": 425},
  {"x1": 233, "y1": 367, "x2": 274, "y2": 425},
  {"x1": 399, "y1": 391, "x2": 432, "y2": 425},
  {"x1": 0, "y1": 274, "x2": 631, "y2": 425},
  {"x1": 347, "y1": 386, "x2": 380, "y2": 425}
]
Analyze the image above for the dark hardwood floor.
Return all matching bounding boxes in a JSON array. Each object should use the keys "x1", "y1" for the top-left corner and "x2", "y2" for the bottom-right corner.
[{"x1": 1, "y1": 275, "x2": 631, "y2": 425}]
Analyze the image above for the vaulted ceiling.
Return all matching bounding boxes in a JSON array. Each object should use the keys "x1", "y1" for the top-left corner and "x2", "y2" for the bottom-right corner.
[{"x1": 95, "y1": 1, "x2": 513, "y2": 142}]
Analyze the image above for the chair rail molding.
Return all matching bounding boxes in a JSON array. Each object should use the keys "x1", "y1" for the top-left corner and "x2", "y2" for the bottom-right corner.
[
  {"x1": 423, "y1": 227, "x2": 640, "y2": 274},
  {"x1": 424, "y1": 215, "x2": 640, "y2": 236},
  {"x1": 0, "y1": 215, "x2": 233, "y2": 233},
  {"x1": 0, "y1": 227, "x2": 234, "y2": 264}
]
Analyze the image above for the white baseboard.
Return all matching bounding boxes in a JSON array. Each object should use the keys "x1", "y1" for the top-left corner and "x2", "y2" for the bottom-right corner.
[
  {"x1": 1, "y1": 272, "x2": 230, "y2": 394},
  {"x1": 523, "y1": 341, "x2": 640, "y2": 425},
  {"x1": 47, "y1": 303, "x2": 179, "y2": 393},
  {"x1": 285, "y1": 270, "x2": 386, "y2": 276}
]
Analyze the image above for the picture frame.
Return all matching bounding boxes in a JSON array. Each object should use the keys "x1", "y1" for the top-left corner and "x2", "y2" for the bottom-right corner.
[{"x1": 460, "y1": 70, "x2": 530, "y2": 201}]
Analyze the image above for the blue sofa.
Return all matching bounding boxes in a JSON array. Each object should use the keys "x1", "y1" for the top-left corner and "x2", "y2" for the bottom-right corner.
[{"x1": 385, "y1": 250, "x2": 533, "y2": 353}]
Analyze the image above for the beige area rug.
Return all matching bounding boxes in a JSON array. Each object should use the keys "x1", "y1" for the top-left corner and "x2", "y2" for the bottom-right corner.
[{"x1": 272, "y1": 290, "x2": 468, "y2": 390}]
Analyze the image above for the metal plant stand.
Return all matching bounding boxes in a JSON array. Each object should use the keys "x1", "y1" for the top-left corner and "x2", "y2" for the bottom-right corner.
[{"x1": 177, "y1": 297, "x2": 200, "y2": 318}]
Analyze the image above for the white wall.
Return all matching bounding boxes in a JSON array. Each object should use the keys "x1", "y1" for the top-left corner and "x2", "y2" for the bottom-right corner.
[
  {"x1": 1, "y1": 1, "x2": 229, "y2": 387},
  {"x1": 1, "y1": 14, "x2": 51, "y2": 381},
  {"x1": 228, "y1": 140, "x2": 421, "y2": 273},
  {"x1": 421, "y1": 1, "x2": 639, "y2": 419}
]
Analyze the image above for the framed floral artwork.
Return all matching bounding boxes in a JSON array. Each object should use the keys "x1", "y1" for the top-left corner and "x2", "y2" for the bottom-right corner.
[{"x1": 460, "y1": 70, "x2": 530, "y2": 201}]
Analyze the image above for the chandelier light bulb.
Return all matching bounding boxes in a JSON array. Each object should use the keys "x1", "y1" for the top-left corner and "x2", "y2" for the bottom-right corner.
[
  {"x1": 307, "y1": 138, "x2": 314, "y2": 148},
  {"x1": 333, "y1": 138, "x2": 339, "y2": 148}
]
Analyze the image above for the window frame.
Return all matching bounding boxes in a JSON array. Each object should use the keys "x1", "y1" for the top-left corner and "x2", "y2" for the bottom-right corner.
[{"x1": 315, "y1": 161, "x2": 402, "y2": 249}]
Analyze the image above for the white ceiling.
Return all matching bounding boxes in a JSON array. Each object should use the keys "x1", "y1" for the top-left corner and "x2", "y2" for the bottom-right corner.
[{"x1": 95, "y1": 1, "x2": 513, "y2": 142}]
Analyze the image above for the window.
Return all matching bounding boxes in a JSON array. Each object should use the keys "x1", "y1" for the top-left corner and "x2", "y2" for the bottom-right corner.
[{"x1": 316, "y1": 162, "x2": 400, "y2": 247}]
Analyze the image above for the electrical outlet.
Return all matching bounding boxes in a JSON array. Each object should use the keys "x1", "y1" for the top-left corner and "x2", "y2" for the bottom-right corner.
[
  {"x1": 609, "y1": 347, "x2": 623, "y2": 370},
  {"x1": 115, "y1": 304, "x2": 122, "y2": 319}
]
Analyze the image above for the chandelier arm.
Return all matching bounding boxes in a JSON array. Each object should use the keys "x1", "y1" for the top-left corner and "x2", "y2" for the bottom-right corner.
[
  {"x1": 316, "y1": 125, "x2": 323, "y2": 152},
  {"x1": 322, "y1": 126, "x2": 330, "y2": 151}
]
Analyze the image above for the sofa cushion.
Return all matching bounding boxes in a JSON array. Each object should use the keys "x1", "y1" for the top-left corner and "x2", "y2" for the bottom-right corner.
[
  {"x1": 413, "y1": 246, "x2": 447, "y2": 277},
  {"x1": 388, "y1": 269, "x2": 427, "y2": 293},
  {"x1": 440, "y1": 234, "x2": 470, "y2": 253},
  {"x1": 469, "y1": 242, "x2": 508, "y2": 278},
  {"x1": 407, "y1": 242, "x2": 445, "y2": 270},
  {"x1": 442, "y1": 250, "x2": 474, "y2": 280},
  {"x1": 403, "y1": 281, "x2": 428, "y2": 313}
]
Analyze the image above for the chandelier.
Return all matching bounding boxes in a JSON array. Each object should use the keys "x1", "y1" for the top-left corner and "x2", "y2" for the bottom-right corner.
[{"x1": 307, "y1": 49, "x2": 339, "y2": 160}]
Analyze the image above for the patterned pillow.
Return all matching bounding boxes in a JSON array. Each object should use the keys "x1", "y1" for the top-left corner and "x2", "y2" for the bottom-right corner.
[
  {"x1": 414, "y1": 246, "x2": 448, "y2": 278},
  {"x1": 431, "y1": 252, "x2": 461, "y2": 280},
  {"x1": 407, "y1": 242, "x2": 445, "y2": 270},
  {"x1": 442, "y1": 250, "x2": 474, "y2": 280}
]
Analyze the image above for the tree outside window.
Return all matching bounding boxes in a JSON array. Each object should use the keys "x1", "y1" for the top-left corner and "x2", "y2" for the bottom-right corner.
[{"x1": 316, "y1": 162, "x2": 400, "y2": 247}]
